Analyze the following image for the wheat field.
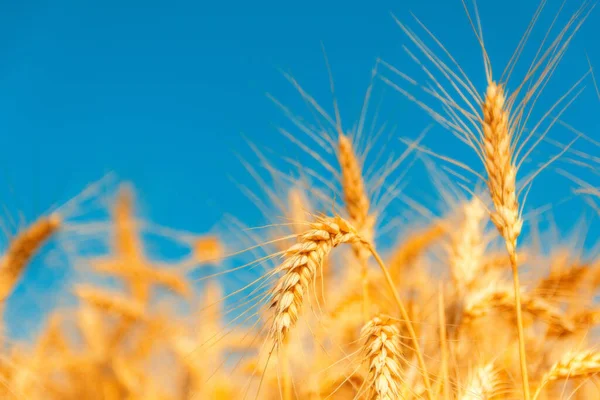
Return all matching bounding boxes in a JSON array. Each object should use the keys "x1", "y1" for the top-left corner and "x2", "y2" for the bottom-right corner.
[{"x1": 1, "y1": 1, "x2": 600, "y2": 399}]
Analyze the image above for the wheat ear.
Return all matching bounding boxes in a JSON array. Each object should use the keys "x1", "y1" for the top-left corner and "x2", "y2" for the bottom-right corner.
[
  {"x1": 482, "y1": 82, "x2": 528, "y2": 399},
  {"x1": 533, "y1": 350, "x2": 600, "y2": 400},
  {"x1": 0, "y1": 214, "x2": 61, "y2": 302},
  {"x1": 448, "y1": 198, "x2": 486, "y2": 290},
  {"x1": 460, "y1": 363, "x2": 499, "y2": 400},
  {"x1": 268, "y1": 215, "x2": 362, "y2": 347},
  {"x1": 338, "y1": 133, "x2": 374, "y2": 320},
  {"x1": 270, "y1": 215, "x2": 432, "y2": 399},
  {"x1": 482, "y1": 83, "x2": 522, "y2": 257},
  {"x1": 360, "y1": 315, "x2": 403, "y2": 400},
  {"x1": 338, "y1": 134, "x2": 371, "y2": 233}
]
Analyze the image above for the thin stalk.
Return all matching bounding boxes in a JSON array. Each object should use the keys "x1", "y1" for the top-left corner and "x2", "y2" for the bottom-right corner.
[
  {"x1": 367, "y1": 243, "x2": 433, "y2": 400},
  {"x1": 361, "y1": 261, "x2": 370, "y2": 321},
  {"x1": 438, "y1": 287, "x2": 450, "y2": 400},
  {"x1": 511, "y1": 253, "x2": 530, "y2": 400},
  {"x1": 282, "y1": 341, "x2": 292, "y2": 400}
]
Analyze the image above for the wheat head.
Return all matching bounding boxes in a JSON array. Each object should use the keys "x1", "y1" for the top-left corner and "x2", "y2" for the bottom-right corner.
[
  {"x1": 0, "y1": 214, "x2": 61, "y2": 302},
  {"x1": 482, "y1": 82, "x2": 522, "y2": 256},
  {"x1": 269, "y1": 215, "x2": 363, "y2": 348},
  {"x1": 360, "y1": 315, "x2": 403, "y2": 400}
]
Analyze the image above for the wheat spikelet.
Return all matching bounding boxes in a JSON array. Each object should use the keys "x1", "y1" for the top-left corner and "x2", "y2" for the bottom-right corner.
[
  {"x1": 0, "y1": 214, "x2": 61, "y2": 302},
  {"x1": 448, "y1": 198, "x2": 486, "y2": 289},
  {"x1": 460, "y1": 363, "x2": 499, "y2": 400},
  {"x1": 360, "y1": 315, "x2": 403, "y2": 400},
  {"x1": 269, "y1": 215, "x2": 362, "y2": 347}
]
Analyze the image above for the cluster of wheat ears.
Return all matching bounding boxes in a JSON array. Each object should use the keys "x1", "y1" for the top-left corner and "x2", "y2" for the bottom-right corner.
[{"x1": 1, "y1": 1, "x2": 600, "y2": 399}]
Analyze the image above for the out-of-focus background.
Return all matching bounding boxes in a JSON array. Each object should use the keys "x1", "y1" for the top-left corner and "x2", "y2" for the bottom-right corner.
[{"x1": 1, "y1": 0, "x2": 598, "y2": 337}]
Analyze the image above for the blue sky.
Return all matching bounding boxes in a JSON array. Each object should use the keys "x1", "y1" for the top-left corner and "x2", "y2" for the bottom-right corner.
[{"x1": 1, "y1": 0, "x2": 599, "y2": 337}]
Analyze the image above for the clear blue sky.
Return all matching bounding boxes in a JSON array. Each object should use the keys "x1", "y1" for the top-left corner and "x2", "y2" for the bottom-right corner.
[{"x1": 1, "y1": 0, "x2": 599, "y2": 337}]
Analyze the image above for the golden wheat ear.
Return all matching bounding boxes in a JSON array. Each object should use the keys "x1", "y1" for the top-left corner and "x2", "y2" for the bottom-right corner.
[
  {"x1": 0, "y1": 214, "x2": 61, "y2": 303},
  {"x1": 533, "y1": 350, "x2": 600, "y2": 400},
  {"x1": 482, "y1": 82, "x2": 522, "y2": 256},
  {"x1": 268, "y1": 215, "x2": 363, "y2": 349},
  {"x1": 359, "y1": 314, "x2": 403, "y2": 400}
]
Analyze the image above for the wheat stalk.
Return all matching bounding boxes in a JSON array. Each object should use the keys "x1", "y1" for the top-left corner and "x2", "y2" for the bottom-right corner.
[{"x1": 360, "y1": 315, "x2": 403, "y2": 400}]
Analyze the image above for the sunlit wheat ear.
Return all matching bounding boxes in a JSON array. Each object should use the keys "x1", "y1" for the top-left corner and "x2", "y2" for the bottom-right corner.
[
  {"x1": 545, "y1": 350, "x2": 600, "y2": 381},
  {"x1": 338, "y1": 134, "x2": 375, "y2": 261},
  {"x1": 268, "y1": 215, "x2": 363, "y2": 348},
  {"x1": 460, "y1": 363, "x2": 499, "y2": 400},
  {"x1": 448, "y1": 197, "x2": 486, "y2": 290},
  {"x1": 360, "y1": 315, "x2": 403, "y2": 400},
  {"x1": 482, "y1": 82, "x2": 522, "y2": 256},
  {"x1": 534, "y1": 350, "x2": 600, "y2": 400},
  {"x1": 338, "y1": 134, "x2": 371, "y2": 235},
  {"x1": 482, "y1": 81, "x2": 531, "y2": 399},
  {"x1": 338, "y1": 132, "x2": 375, "y2": 321},
  {"x1": 0, "y1": 214, "x2": 61, "y2": 302}
]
